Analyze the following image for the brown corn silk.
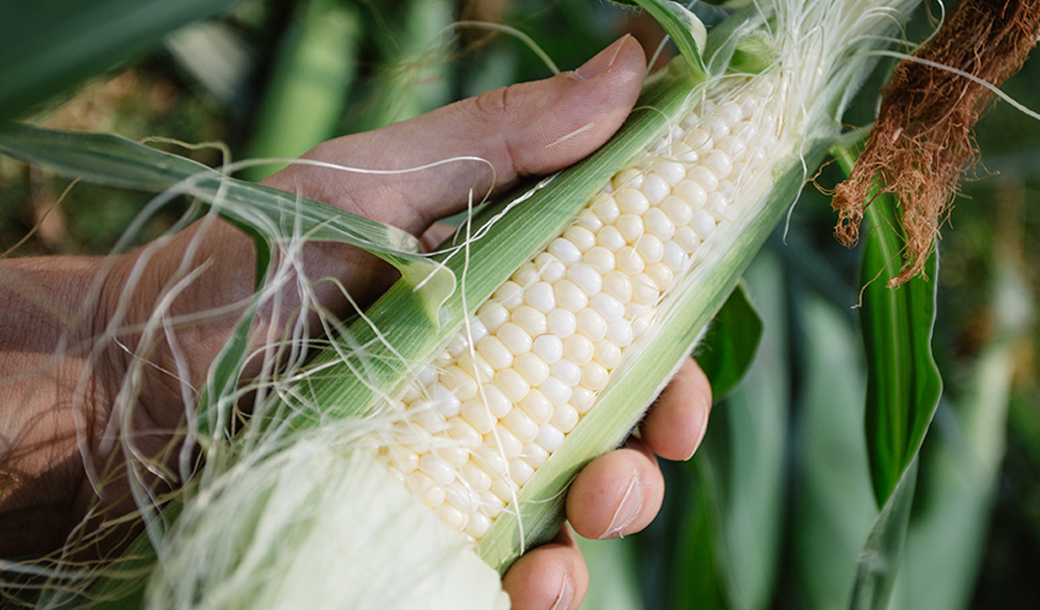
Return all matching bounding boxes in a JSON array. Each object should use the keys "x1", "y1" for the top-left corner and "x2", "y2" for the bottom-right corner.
[{"x1": 832, "y1": 0, "x2": 1040, "y2": 286}]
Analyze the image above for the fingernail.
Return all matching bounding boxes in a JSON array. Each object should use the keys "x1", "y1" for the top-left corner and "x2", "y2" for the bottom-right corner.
[
  {"x1": 685, "y1": 398, "x2": 711, "y2": 460},
  {"x1": 575, "y1": 35, "x2": 631, "y2": 80},
  {"x1": 550, "y1": 575, "x2": 574, "y2": 610},
  {"x1": 602, "y1": 472, "x2": 642, "y2": 539}
]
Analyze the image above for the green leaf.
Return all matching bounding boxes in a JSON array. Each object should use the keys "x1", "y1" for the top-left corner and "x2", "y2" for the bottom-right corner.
[
  {"x1": 695, "y1": 281, "x2": 764, "y2": 400},
  {"x1": 610, "y1": 0, "x2": 709, "y2": 78},
  {"x1": 848, "y1": 459, "x2": 917, "y2": 610},
  {"x1": 577, "y1": 537, "x2": 645, "y2": 610},
  {"x1": 240, "y1": 0, "x2": 361, "y2": 182},
  {"x1": 888, "y1": 252, "x2": 1030, "y2": 610},
  {"x1": 647, "y1": 252, "x2": 786, "y2": 610},
  {"x1": 832, "y1": 144, "x2": 943, "y2": 507},
  {"x1": 793, "y1": 295, "x2": 876, "y2": 610},
  {"x1": 0, "y1": 122, "x2": 456, "y2": 322},
  {"x1": 0, "y1": 0, "x2": 245, "y2": 121}
]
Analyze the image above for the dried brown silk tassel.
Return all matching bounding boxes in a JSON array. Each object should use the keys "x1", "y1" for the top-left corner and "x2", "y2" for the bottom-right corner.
[{"x1": 832, "y1": 0, "x2": 1040, "y2": 285}]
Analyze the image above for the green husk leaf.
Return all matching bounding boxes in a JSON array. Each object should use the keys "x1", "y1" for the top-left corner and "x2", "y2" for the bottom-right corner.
[
  {"x1": 0, "y1": 122, "x2": 455, "y2": 322},
  {"x1": 694, "y1": 280, "x2": 764, "y2": 400},
  {"x1": 832, "y1": 144, "x2": 942, "y2": 507},
  {"x1": 0, "y1": 0, "x2": 244, "y2": 121},
  {"x1": 611, "y1": 0, "x2": 709, "y2": 78}
]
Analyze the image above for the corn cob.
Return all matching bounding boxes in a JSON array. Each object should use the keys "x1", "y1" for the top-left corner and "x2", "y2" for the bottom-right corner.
[{"x1": 376, "y1": 81, "x2": 781, "y2": 542}]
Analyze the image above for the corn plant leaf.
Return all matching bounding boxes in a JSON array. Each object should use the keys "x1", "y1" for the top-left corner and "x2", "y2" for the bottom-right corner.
[
  {"x1": 889, "y1": 252, "x2": 1029, "y2": 610},
  {"x1": 694, "y1": 280, "x2": 764, "y2": 401},
  {"x1": 240, "y1": 0, "x2": 361, "y2": 181},
  {"x1": 639, "y1": 253, "x2": 786, "y2": 610},
  {"x1": 833, "y1": 144, "x2": 942, "y2": 506},
  {"x1": 0, "y1": 0, "x2": 244, "y2": 121},
  {"x1": 610, "y1": 0, "x2": 709, "y2": 78},
  {"x1": 794, "y1": 296, "x2": 877, "y2": 610},
  {"x1": 0, "y1": 122, "x2": 455, "y2": 322},
  {"x1": 848, "y1": 459, "x2": 917, "y2": 610},
  {"x1": 577, "y1": 537, "x2": 645, "y2": 610}
]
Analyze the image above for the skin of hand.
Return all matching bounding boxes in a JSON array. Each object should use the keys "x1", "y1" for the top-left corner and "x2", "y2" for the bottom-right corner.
[{"x1": 0, "y1": 35, "x2": 712, "y2": 609}]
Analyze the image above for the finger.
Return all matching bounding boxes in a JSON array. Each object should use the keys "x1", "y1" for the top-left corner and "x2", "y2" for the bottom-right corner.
[
  {"x1": 263, "y1": 35, "x2": 646, "y2": 236},
  {"x1": 640, "y1": 357, "x2": 713, "y2": 461},
  {"x1": 502, "y1": 527, "x2": 588, "y2": 610},
  {"x1": 565, "y1": 441, "x2": 664, "y2": 540}
]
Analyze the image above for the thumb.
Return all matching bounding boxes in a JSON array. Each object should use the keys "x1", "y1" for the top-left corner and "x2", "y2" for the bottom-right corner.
[{"x1": 265, "y1": 35, "x2": 647, "y2": 236}]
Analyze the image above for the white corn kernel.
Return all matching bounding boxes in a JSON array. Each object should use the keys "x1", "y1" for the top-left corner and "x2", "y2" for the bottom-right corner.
[
  {"x1": 563, "y1": 335, "x2": 595, "y2": 366},
  {"x1": 595, "y1": 341, "x2": 622, "y2": 369},
  {"x1": 567, "y1": 264, "x2": 603, "y2": 297},
  {"x1": 480, "y1": 492, "x2": 505, "y2": 518},
  {"x1": 688, "y1": 166, "x2": 719, "y2": 193},
  {"x1": 603, "y1": 272, "x2": 633, "y2": 304},
  {"x1": 641, "y1": 173, "x2": 670, "y2": 204},
  {"x1": 467, "y1": 511, "x2": 492, "y2": 539},
  {"x1": 677, "y1": 180, "x2": 708, "y2": 208},
  {"x1": 596, "y1": 225, "x2": 627, "y2": 252},
  {"x1": 515, "y1": 352, "x2": 550, "y2": 386},
  {"x1": 419, "y1": 454, "x2": 456, "y2": 486},
  {"x1": 497, "y1": 323, "x2": 532, "y2": 355},
  {"x1": 480, "y1": 384, "x2": 513, "y2": 419},
  {"x1": 554, "y1": 279, "x2": 589, "y2": 313},
  {"x1": 550, "y1": 360, "x2": 582, "y2": 387},
  {"x1": 477, "y1": 302, "x2": 510, "y2": 333},
  {"x1": 540, "y1": 377, "x2": 572, "y2": 406},
  {"x1": 461, "y1": 400, "x2": 496, "y2": 434},
  {"x1": 512, "y1": 305, "x2": 548, "y2": 337},
  {"x1": 503, "y1": 409, "x2": 539, "y2": 444},
  {"x1": 547, "y1": 308, "x2": 577, "y2": 338},
  {"x1": 563, "y1": 226, "x2": 596, "y2": 252},
  {"x1": 447, "y1": 417, "x2": 482, "y2": 448},
  {"x1": 571, "y1": 387, "x2": 596, "y2": 414},
  {"x1": 607, "y1": 319, "x2": 634, "y2": 347},
  {"x1": 576, "y1": 309, "x2": 608, "y2": 341},
  {"x1": 523, "y1": 443, "x2": 549, "y2": 468},
  {"x1": 493, "y1": 369, "x2": 530, "y2": 404},
  {"x1": 635, "y1": 234, "x2": 665, "y2": 264},
  {"x1": 519, "y1": 389, "x2": 554, "y2": 425},
  {"x1": 691, "y1": 209, "x2": 716, "y2": 239},
  {"x1": 582, "y1": 246, "x2": 616, "y2": 271},
  {"x1": 581, "y1": 363, "x2": 610, "y2": 391},
  {"x1": 523, "y1": 281, "x2": 556, "y2": 314},
  {"x1": 616, "y1": 214, "x2": 645, "y2": 243},
  {"x1": 461, "y1": 460, "x2": 493, "y2": 494},
  {"x1": 535, "y1": 253, "x2": 567, "y2": 283},
  {"x1": 590, "y1": 293, "x2": 625, "y2": 323},
  {"x1": 616, "y1": 246, "x2": 646, "y2": 275},
  {"x1": 551, "y1": 404, "x2": 580, "y2": 434},
  {"x1": 548, "y1": 237, "x2": 582, "y2": 263},
  {"x1": 645, "y1": 208, "x2": 677, "y2": 241},
  {"x1": 488, "y1": 425, "x2": 523, "y2": 460},
  {"x1": 510, "y1": 459, "x2": 535, "y2": 486},
  {"x1": 536, "y1": 424, "x2": 565, "y2": 453},
  {"x1": 592, "y1": 194, "x2": 620, "y2": 223},
  {"x1": 438, "y1": 504, "x2": 468, "y2": 532},
  {"x1": 493, "y1": 281, "x2": 524, "y2": 309},
  {"x1": 532, "y1": 334, "x2": 564, "y2": 365},
  {"x1": 617, "y1": 188, "x2": 650, "y2": 215}
]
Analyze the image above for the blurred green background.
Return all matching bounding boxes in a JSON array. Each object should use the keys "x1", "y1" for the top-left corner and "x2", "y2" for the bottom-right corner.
[{"x1": 1, "y1": 0, "x2": 1038, "y2": 607}]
